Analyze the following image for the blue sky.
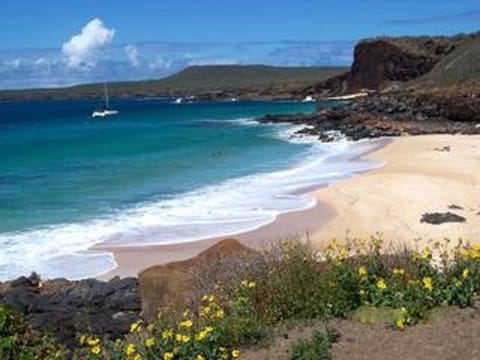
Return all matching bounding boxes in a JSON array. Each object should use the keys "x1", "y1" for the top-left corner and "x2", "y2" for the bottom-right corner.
[{"x1": 0, "y1": 0, "x2": 479, "y2": 89}]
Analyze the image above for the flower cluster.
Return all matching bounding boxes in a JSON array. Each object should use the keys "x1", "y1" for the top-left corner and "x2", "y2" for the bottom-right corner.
[
  {"x1": 324, "y1": 237, "x2": 480, "y2": 329},
  {"x1": 76, "y1": 294, "x2": 240, "y2": 359}
]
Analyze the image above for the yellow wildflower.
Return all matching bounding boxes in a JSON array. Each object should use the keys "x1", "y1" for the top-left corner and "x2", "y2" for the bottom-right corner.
[
  {"x1": 133, "y1": 355, "x2": 142, "y2": 360},
  {"x1": 376, "y1": 278, "x2": 387, "y2": 290},
  {"x1": 164, "y1": 353, "x2": 174, "y2": 360},
  {"x1": 462, "y1": 268, "x2": 469, "y2": 279},
  {"x1": 358, "y1": 266, "x2": 368, "y2": 278},
  {"x1": 175, "y1": 334, "x2": 183, "y2": 342},
  {"x1": 145, "y1": 337, "x2": 155, "y2": 348},
  {"x1": 162, "y1": 329, "x2": 173, "y2": 339},
  {"x1": 130, "y1": 322, "x2": 142, "y2": 333},
  {"x1": 91, "y1": 345, "x2": 101, "y2": 355},
  {"x1": 79, "y1": 335, "x2": 86, "y2": 345},
  {"x1": 208, "y1": 294, "x2": 215, "y2": 302},
  {"x1": 393, "y1": 268, "x2": 405, "y2": 276},
  {"x1": 179, "y1": 319, "x2": 193, "y2": 328},
  {"x1": 182, "y1": 335, "x2": 190, "y2": 343},
  {"x1": 215, "y1": 309, "x2": 225, "y2": 319},
  {"x1": 359, "y1": 289, "x2": 365, "y2": 295},
  {"x1": 247, "y1": 281, "x2": 256, "y2": 288},
  {"x1": 125, "y1": 343, "x2": 136, "y2": 356},
  {"x1": 86, "y1": 337, "x2": 100, "y2": 347},
  {"x1": 338, "y1": 246, "x2": 349, "y2": 260},
  {"x1": 232, "y1": 349, "x2": 241, "y2": 358},
  {"x1": 200, "y1": 306, "x2": 211, "y2": 316},
  {"x1": 182, "y1": 309, "x2": 190, "y2": 317},
  {"x1": 196, "y1": 355, "x2": 205, "y2": 360},
  {"x1": 196, "y1": 330, "x2": 208, "y2": 341},
  {"x1": 422, "y1": 277, "x2": 433, "y2": 292},
  {"x1": 241, "y1": 280, "x2": 249, "y2": 287},
  {"x1": 395, "y1": 318, "x2": 404, "y2": 331},
  {"x1": 421, "y1": 247, "x2": 432, "y2": 260}
]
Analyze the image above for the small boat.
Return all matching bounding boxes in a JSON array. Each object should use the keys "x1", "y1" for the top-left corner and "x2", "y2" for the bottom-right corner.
[
  {"x1": 92, "y1": 83, "x2": 119, "y2": 118},
  {"x1": 302, "y1": 95, "x2": 316, "y2": 103},
  {"x1": 173, "y1": 97, "x2": 184, "y2": 104}
]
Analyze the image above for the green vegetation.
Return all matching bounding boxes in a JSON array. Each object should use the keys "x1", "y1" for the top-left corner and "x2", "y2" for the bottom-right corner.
[
  {"x1": 413, "y1": 41, "x2": 480, "y2": 87},
  {"x1": 289, "y1": 327, "x2": 338, "y2": 360},
  {"x1": 361, "y1": 32, "x2": 480, "y2": 57},
  {"x1": 2, "y1": 237, "x2": 480, "y2": 359},
  {"x1": 0, "y1": 65, "x2": 348, "y2": 101},
  {"x1": 0, "y1": 304, "x2": 65, "y2": 359}
]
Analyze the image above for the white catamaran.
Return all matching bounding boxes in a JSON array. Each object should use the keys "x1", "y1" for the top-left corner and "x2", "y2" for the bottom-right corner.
[{"x1": 92, "y1": 83, "x2": 119, "y2": 118}]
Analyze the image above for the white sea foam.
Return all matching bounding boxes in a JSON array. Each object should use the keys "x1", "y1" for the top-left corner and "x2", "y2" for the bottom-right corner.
[
  {"x1": 203, "y1": 117, "x2": 260, "y2": 126},
  {"x1": 0, "y1": 121, "x2": 384, "y2": 281}
]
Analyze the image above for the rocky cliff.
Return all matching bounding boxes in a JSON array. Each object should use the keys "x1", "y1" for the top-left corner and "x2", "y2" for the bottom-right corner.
[{"x1": 305, "y1": 32, "x2": 480, "y2": 96}]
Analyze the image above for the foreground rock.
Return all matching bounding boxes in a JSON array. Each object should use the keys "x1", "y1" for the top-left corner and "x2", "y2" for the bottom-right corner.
[
  {"x1": 139, "y1": 239, "x2": 257, "y2": 320},
  {"x1": 0, "y1": 273, "x2": 141, "y2": 347},
  {"x1": 420, "y1": 212, "x2": 467, "y2": 225},
  {"x1": 0, "y1": 239, "x2": 255, "y2": 346}
]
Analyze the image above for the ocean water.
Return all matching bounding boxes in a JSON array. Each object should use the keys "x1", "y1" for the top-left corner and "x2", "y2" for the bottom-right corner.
[{"x1": 0, "y1": 99, "x2": 380, "y2": 280}]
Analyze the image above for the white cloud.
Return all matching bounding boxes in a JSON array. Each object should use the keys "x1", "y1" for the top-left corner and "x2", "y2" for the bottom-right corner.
[
  {"x1": 124, "y1": 45, "x2": 140, "y2": 67},
  {"x1": 62, "y1": 18, "x2": 115, "y2": 68},
  {"x1": 148, "y1": 58, "x2": 173, "y2": 70},
  {"x1": 4, "y1": 58, "x2": 24, "y2": 69},
  {"x1": 187, "y1": 58, "x2": 239, "y2": 66}
]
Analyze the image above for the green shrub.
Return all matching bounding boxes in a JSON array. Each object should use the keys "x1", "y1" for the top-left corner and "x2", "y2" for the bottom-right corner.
[
  {"x1": 0, "y1": 304, "x2": 65, "y2": 360},
  {"x1": 75, "y1": 294, "x2": 242, "y2": 360},
  {"x1": 289, "y1": 326, "x2": 338, "y2": 360},
  {"x1": 4, "y1": 237, "x2": 480, "y2": 359}
]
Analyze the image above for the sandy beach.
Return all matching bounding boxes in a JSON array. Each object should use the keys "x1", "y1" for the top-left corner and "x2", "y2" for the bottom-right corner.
[{"x1": 98, "y1": 134, "x2": 480, "y2": 279}]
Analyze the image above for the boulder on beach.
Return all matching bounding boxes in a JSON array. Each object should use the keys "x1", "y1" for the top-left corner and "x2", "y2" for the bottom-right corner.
[{"x1": 139, "y1": 238, "x2": 256, "y2": 320}]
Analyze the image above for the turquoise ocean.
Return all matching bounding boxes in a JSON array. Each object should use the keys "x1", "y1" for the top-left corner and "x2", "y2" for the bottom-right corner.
[{"x1": 0, "y1": 99, "x2": 379, "y2": 280}]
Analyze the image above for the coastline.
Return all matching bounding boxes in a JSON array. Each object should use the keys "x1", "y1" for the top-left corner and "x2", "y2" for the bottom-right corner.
[
  {"x1": 96, "y1": 137, "x2": 388, "y2": 280},
  {"x1": 98, "y1": 134, "x2": 480, "y2": 279}
]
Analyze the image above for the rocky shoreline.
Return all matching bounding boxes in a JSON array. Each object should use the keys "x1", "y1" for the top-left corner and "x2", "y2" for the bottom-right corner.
[
  {"x1": 0, "y1": 273, "x2": 141, "y2": 347},
  {"x1": 259, "y1": 91, "x2": 480, "y2": 141}
]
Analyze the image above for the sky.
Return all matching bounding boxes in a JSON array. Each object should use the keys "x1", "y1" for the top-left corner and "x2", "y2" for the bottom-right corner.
[{"x1": 0, "y1": 0, "x2": 479, "y2": 89}]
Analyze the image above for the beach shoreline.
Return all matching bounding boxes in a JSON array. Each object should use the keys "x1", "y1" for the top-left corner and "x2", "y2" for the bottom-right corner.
[
  {"x1": 97, "y1": 134, "x2": 480, "y2": 280},
  {"x1": 310, "y1": 134, "x2": 480, "y2": 249},
  {"x1": 95, "y1": 137, "x2": 388, "y2": 280}
]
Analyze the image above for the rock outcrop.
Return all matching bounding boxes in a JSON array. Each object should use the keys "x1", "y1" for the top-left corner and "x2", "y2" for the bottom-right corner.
[
  {"x1": 0, "y1": 273, "x2": 140, "y2": 347},
  {"x1": 259, "y1": 88, "x2": 480, "y2": 142},
  {"x1": 139, "y1": 239, "x2": 256, "y2": 320},
  {"x1": 304, "y1": 32, "x2": 480, "y2": 96}
]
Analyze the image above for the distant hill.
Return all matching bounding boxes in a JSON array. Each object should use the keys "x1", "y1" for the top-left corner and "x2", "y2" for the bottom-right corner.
[{"x1": 0, "y1": 65, "x2": 348, "y2": 101}]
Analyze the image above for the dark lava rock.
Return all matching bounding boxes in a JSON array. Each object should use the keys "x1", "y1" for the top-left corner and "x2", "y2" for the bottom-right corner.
[
  {"x1": 257, "y1": 89, "x2": 480, "y2": 143},
  {"x1": 448, "y1": 204, "x2": 464, "y2": 210},
  {"x1": 420, "y1": 212, "x2": 466, "y2": 225},
  {"x1": 0, "y1": 275, "x2": 141, "y2": 347}
]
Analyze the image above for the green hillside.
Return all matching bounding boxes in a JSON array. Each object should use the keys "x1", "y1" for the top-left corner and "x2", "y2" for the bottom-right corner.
[
  {"x1": 0, "y1": 65, "x2": 348, "y2": 101},
  {"x1": 412, "y1": 41, "x2": 480, "y2": 88}
]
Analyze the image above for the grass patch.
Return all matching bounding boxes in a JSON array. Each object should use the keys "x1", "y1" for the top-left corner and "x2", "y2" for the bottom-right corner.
[{"x1": 289, "y1": 326, "x2": 339, "y2": 360}]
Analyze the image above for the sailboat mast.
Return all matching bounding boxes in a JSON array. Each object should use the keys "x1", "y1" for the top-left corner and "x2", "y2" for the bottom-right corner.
[{"x1": 104, "y1": 82, "x2": 109, "y2": 109}]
